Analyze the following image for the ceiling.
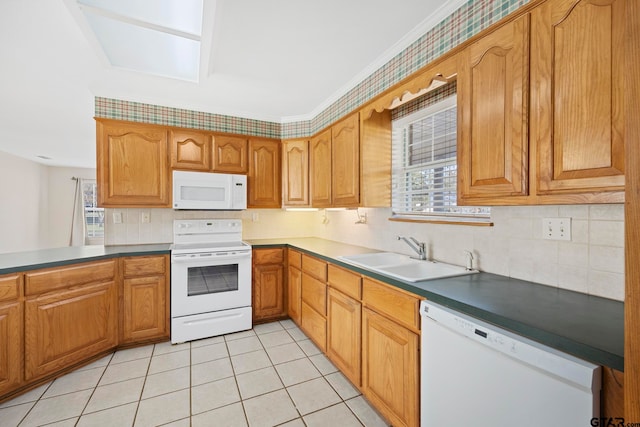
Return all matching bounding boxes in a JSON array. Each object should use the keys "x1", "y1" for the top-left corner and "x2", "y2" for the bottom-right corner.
[{"x1": 0, "y1": 0, "x2": 463, "y2": 168}]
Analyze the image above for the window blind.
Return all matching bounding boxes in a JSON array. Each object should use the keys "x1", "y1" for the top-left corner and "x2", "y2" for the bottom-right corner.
[{"x1": 392, "y1": 95, "x2": 489, "y2": 218}]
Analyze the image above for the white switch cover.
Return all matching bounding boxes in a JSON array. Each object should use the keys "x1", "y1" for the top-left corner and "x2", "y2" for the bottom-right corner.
[
  {"x1": 141, "y1": 211, "x2": 151, "y2": 223},
  {"x1": 543, "y1": 217, "x2": 571, "y2": 241},
  {"x1": 112, "y1": 212, "x2": 122, "y2": 224}
]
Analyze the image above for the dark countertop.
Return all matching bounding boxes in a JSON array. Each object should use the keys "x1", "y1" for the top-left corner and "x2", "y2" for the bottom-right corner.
[
  {"x1": 248, "y1": 238, "x2": 624, "y2": 371},
  {"x1": 0, "y1": 244, "x2": 171, "y2": 274}
]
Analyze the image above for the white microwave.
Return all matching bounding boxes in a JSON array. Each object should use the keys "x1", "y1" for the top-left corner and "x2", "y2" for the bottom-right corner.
[{"x1": 173, "y1": 170, "x2": 247, "y2": 210}]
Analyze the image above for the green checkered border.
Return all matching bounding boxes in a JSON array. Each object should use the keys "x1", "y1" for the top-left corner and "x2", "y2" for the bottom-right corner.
[
  {"x1": 94, "y1": 98, "x2": 282, "y2": 138},
  {"x1": 95, "y1": 0, "x2": 528, "y2": 139}
]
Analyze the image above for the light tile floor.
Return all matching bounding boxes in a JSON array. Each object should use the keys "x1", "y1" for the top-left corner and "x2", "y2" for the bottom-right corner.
[{"x1": 0, "y1": 320, "x2": 390, "y2": 427}]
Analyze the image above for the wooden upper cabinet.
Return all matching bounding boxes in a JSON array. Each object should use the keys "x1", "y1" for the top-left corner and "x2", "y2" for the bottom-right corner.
[
  {"x1": 282, "y1": 139, "x2": 310, "y2": 206},
  {"x1": 332, "y1": 113, "x2": 360, "y2": 207},
  {"x1": 97, "y1": 120, "x2": 170, "y2": 207},
  {"x1": 213, "y1": 135, "x2": 248, "y2": 173},
  {"x1": 248, "y1": 138, "x2": 281, "y2": 208},
  {"x1": 310, "y1": 129, "x2": 332, "y2": 207},
  {"x1": 457, "y1": 14, "x2": 530, "y2": 202},
  {"x1": 170, "y1": 130, "x2": 211, "y2": 171},
  {"x1": 532, "y1": 0, "x2": 625, "y2": 194}
]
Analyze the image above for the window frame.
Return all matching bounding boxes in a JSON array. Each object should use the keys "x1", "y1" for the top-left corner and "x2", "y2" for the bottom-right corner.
[
  {"x1": 390, "y1": 95, "x2": 491, "y2": 224},
  {"x1": 82, "y1": 179, "x2": 105, "y2": 245}
]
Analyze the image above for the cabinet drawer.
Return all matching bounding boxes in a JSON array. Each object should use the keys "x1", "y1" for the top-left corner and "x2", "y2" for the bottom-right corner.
[
  {"x1": 302, "y1": 273, "x2": 326, "y2": 316},
  {"x1": 301, "y1": 302, "x2": 326, "y2": 352},
  {"x1": 254, "y1": 248, "x2": 285, "y2": 265},
  {"x1": 302, "y1": 255, "x2": 327, "y2": 282},
  {"x1": 288, "y1": 249, "x2": 302, "y2": 270},
  {"x1": 122, "y1": 255, "x2": 167, "y2": 278},
  {"x1": 362, "y1": 278, "x2": 421, "y2": 331},
  {"x1": 328, "y1": 265, "x2": 361, "y2": 300},
  {"x1": 25, "y1": 260, "x2": 116, "y2": 296},
  {"x1": 0, "y1": 274, "x2": 21, "y2": 302}
]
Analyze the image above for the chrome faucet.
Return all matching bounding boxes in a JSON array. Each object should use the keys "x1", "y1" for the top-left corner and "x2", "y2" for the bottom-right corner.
[{"x1": 397, "y1": 236, "x2": 427, "y2": 260}]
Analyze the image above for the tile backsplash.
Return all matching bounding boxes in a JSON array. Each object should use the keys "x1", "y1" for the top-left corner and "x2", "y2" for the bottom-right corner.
[{"x1": 105, "y1": 204, "x2": 625, "y2": 302}]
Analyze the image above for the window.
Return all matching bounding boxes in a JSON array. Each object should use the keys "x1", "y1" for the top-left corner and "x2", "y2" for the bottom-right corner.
[
  {"x1": 391, "y1": 95, "x2": 490, "y2": 220},
  {"x1": 83, "y1": 180, "x2": 105, "y2": 242}
]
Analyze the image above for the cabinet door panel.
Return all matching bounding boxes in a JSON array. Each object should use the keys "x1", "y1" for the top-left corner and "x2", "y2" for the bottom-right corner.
[
  {"x1": 362, "y1": 308, "x2": 418, "y2": 427},
  {"x1": 327, "y1": 288, "x2": 361, "y2": 386},
  {"x1": 97, "y1": 121, "x2": 170, "y2": 207},
  {"x1": 301, "y1": 273, "x2": 326, "y2": 316},
  {"x1": 253, "y1": 264, "x2": 285, "y2": 321},
  {"x1": 0, "y1": 301, "x2": 23, "y2": 396},
  {"x1": 301, "y1": 302, "x2": 326, "y2": 352},
  {"x1": 282, "y1": 139, "x2": 309, "y2": 206},
  {"x1": 248, "y1": 139, "x2": 281, "y2": 208},
  {"x1": 310, "y1": 130, "x2": 332, "y2": 207},
  {"x1": 213, "y1": 135, "x2": 248, "y2": 173},
  {"x1": 331, "y1": 113, "x2": 360, "y2": 206},
  {"x1": 25, "y1": 281, "x2": 117, "y2": 381},
  {"x1": 171, "y1": 130, "x2": 210, "y2": 171},
  {"x1": 122, "y1": 276, "x2": 167, "y2": 343},
  {"x1": 287, "y1": 266, "x2": 302, "y2": 325},
  {"x1": 534, "y1": 0, "x2": 625, "y2": 193},
  {"x1": 458, "y1": 15, "x2": 529, "y2": 200}
]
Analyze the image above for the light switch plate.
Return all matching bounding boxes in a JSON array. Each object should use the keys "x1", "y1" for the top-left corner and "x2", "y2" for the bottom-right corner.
[
  {"x1": 112, "y1": 212, "x2": 122, "y2": 224},
  {"x1": 542, "y1": 217, "x2": 571, "y2": 241},
  {"x1": 141, "y1": 211, "x2": 151, "y2": 224}
]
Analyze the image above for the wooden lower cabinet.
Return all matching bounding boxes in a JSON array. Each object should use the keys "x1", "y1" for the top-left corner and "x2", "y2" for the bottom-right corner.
[
  {"x1": 121, "y1": 255, "x2": 169, "y2": 344},
  {"x1": 602, "y1": 367, "x2": 624, "y2": 418},
  {"x1": 122, "y1": 276, "x2": 167, "y2": 343},
  {"x1": 0, "y1": 300, "x2": 23, "y2": 396},
  {"x1": 362, "y1": 308, "x2": 419, "y2": 427},
  {"x1": 24, "y1": 281, "x2": 118, "y2": 381},
  {"x1": 252, "y1": 248, "x2": 287, "y2": 322},
  {"x1": 301, "y1": 302, "x2": 326, "y2": 352},
  {"x1": 253, "y1": 263, "x2": 285, "y2": 321},
  {"x1": 0, "y1": 274, "x2": 22, "y2": 397},
  {"x1": 327, "y1": 288, "x2": 361, "y2": 386},
  {"x1": 287, "y1": 265, "x2": 302, "y2": 325}
]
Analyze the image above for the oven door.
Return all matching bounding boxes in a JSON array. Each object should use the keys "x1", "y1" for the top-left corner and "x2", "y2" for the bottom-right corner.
[{"x1": 171, "y1": 249, "x2": 251, "y2": 317}]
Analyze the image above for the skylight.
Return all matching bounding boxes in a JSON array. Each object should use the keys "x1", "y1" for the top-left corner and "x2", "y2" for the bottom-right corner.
[{"x1": 77, "y1": 0, "x2": 203, "y2": 81}]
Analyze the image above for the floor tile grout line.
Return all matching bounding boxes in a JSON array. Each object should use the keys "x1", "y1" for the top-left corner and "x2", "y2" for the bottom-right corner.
[
  {"x1": 7, "y1": 320, "x2": 388, "y2": 427},
  {"x1": 75, "y1": 351, "x2": 113, "y2": 425},
  {"x1": 221, "y1": 330, "x2": 252, "y2": 427}
]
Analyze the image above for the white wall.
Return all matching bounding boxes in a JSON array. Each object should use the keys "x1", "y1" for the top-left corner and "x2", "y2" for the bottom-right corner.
[
  {"x1": 0, "y1": 150, "x2": 96, "y2": 254},
  {"x1": 313, "y1": 205, "x2": 625, "y2": 301},
  {"x1": 103, "y1": 208, "x2": 316, "y2": 245},
  {"x1": 46, "y1": 167, "x2": 96, "y2": 248},
  {"x1": 104, "y1": 203, "x2": 625, "y2": 301},
  {"x1": 0, "y1": 151, "x2": 48, "y2": 254}
]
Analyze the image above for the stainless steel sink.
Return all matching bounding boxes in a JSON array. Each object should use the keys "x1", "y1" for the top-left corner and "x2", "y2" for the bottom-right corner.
[{"x1": 338, "y1": 252, "x2": 478, "y2": 282}]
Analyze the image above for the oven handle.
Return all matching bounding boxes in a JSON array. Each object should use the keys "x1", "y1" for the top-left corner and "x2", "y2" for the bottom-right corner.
[{"x1": 171, "y1": 251, "x2": 251, "y2": 263}]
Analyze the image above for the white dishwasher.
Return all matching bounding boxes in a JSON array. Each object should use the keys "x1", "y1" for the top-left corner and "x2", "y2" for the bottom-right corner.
[{"x1": 420, "y1": 301, "x2": 601, "y2": 427}]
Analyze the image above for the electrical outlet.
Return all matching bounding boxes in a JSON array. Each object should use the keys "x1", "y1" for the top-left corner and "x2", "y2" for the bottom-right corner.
[
  {"x1": 542, "y1": 218, "x2": 571, "y2": 241},
  {"x1": 140, "y1": 211, "x2": 151, "y2": 224},
  {"x1": 252, "y1": 212, "x2": 259, "y2": 222},
  {"x1": 112, "y1": 212, "x2": 122, "y2": 224}
]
